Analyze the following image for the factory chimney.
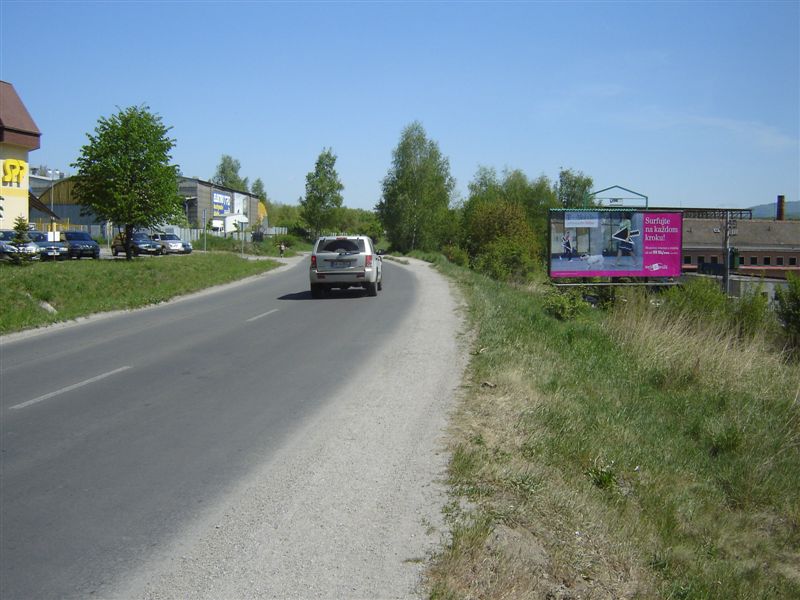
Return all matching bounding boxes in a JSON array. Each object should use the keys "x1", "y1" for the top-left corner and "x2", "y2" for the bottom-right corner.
[{"x1": 776, "y1": 195, "x2": 785, "y2": 221}]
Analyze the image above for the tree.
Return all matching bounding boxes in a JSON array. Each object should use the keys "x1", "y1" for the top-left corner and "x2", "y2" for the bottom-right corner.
[
  {"x1": 10, "y1": 216, "x2": 34, "y2": 265},
  {"x1": 556, "y1": 168, "x2": 594, "y2": 208},
  {"x1": 251, "y1": 178, "x2": 268, "y2": 202},
  {"x1": 212, "y1": 155, "x2": 249, "y2": 192},
  {"x1": 71, "y1": 105, "x2": 183, "y2": 260},
  {"x1": 377, "y1": 122, "x2": 454, "y2": 253},
  {"x1": 300, "y1": 148, "x2": 344, "y2": 239}
]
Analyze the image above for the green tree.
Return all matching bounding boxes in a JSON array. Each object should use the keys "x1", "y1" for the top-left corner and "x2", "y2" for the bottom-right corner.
[
  {"x1": 338, "y1": 207, "x2": 384, "y2": 244},
  {"x1": 212, "y1": 155, "x2": 249, "y2": 192},
  {"x1": 300, "y1": 148, "x2": 344, "y2": 239},
  {"x1": 377, "y1": 121, "x2": 455, "y2": 253},
  {"x1": 556, "y1": 168, "x2": 594, "y2": 208},
  {"x1": 10, "y1": 215, "x2": 34, "y2": 265},
  {"x1": 71, "y1": 105, "x2": 183, "y2": 260},
  {"x1": 251, "y1": 178, "x2": 268, "y2": 202}
]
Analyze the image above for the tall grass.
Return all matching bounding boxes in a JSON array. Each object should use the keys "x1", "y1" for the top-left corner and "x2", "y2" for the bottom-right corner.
[{"x1": 428, "y1": 260, "x2": 800, "y2": 599}]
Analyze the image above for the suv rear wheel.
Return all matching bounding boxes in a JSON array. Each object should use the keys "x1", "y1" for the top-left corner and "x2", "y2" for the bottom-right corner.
[{"x1": 366, "y1": 281, "x2": 378, "y2": 297}]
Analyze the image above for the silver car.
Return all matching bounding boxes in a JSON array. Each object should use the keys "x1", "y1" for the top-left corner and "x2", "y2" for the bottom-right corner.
[
  {"x1": 151, "y1": 233, "x2": 193, "y2": 254},
  {"x1": 0, "y1": 230, "x2": 40, "y2": 260},
  {"x1": 309, "y1": 235, "x2": 382, "y2": 298}
]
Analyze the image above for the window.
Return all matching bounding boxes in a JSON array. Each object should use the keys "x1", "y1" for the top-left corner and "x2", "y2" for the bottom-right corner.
[
  {"x1": 739, "y1": 256, "x2": 745, "y2": 265},
  {"x1": 684, "y1": 256, "x2": 692, "y2": 264},
  {"x1": 710, "y1": 256, "x2": 718, "y2": 264},
  {"x1": 319, "y1": 238, "x2": 366, "y2": 253},
  {"x1": 750, "y1": 256, "x2": 758, "y2": 266},
  {"x1": 790, "y1": 257, "x2": 797, "y2": 266},
  {"x1": 764, "y1": 257, "x2": 771, "y2": 266},
  {"x1": 698, "y1": 256, "x2": 705, "y2": 264},
  {"x1": 777, "y1": 257, "x2": 784, "y2": 266}
]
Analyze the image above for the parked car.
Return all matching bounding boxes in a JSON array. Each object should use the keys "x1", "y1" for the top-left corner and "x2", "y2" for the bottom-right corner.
[
  {"x1": 0, "y1": 230, "x2": 40, "y2": 260},
  {"x1": 112, "y1": 232, "x2": 163, "y2": 256},
  {"x1": 309, "y1": 235, "x2": 382, "y2": 298},
  {"x1": 28, "y1": 231, "x2": 69, "y2": 261},
  {"x1": 150, "y1": 233, "x2": 192, "y2": 254},
  {"x1": 62, "y1": 230, "x2": 100, "y2": 259},
  {"x1": 0, "y1": 237, "x2": 19, "y2": 261}
]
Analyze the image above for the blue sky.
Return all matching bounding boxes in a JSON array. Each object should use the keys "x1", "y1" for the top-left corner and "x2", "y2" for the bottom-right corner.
[{"x1": 2, "y1": 1, "x2": 797, "y2": 211}]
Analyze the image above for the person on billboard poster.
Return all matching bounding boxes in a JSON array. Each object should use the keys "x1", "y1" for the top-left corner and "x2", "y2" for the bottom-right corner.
[
  {"x1": 613, "y1": 212, "x2": 635, "y2": 266},
  {"x1": 560, "y1": 231, "x2": 574, "y2": 261}
]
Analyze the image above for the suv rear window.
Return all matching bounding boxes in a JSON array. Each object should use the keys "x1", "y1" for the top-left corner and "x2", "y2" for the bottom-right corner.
[{"x1": 318, "y1": 239, "x2": 366, "y2": 253}]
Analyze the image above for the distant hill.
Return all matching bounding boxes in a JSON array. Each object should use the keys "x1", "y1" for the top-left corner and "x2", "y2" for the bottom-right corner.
[{"x1": 750, "y1": 201, "x2": 799, "y2": 219}]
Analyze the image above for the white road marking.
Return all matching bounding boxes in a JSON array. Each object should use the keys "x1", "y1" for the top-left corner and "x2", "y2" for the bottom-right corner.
[
  {"x1": 10, "y1": 366, "x2": 133, "y2": 410},
  {"x1": 246, "y1": 309, "x2": 279, "y2": 323}
]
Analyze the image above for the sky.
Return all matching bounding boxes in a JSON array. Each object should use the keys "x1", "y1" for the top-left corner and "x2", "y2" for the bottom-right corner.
[{"x1": 1, "y1": 1, "x2": 798, "y2": 211}]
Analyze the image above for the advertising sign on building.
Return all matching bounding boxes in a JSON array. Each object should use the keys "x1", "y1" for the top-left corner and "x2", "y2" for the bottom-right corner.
[
  {"x1": 234, "y1": 192, "x2": 247, "y2": 215},
  {"x1": 549, "y1": 209, "x2": 683, "y2": 279},
  {"x1": 212, "y1": 192, "x2": 232, "y2": 216}
]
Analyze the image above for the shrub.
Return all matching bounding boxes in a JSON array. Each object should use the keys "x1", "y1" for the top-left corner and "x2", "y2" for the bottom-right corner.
[
  {"x1": 442, "y1": 244, "x2": 469, "y2": 267},
  {"x1": 731, "y1": 284, "x2": 775, "y2": 340},
  {"x1": 775, "y1": 273, "x2": 800, "y2": 352},
  {"x1": 543, "y1": 287, "x2": 585, "y2": 320},
  {"x1": 473, "y1": 236, "x2": 537, "y2": 283},
  {"x1": 662, "y1": 277, "x2": 730, "y2": 326}
]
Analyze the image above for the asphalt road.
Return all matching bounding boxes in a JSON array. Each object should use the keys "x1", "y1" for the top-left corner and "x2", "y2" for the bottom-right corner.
[{"x1": 0, "y1": 256, "x2": 466, "y2": 599}]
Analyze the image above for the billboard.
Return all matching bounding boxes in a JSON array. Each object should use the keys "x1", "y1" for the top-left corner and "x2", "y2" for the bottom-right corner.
[
  {"x1": 212, "y1": 192, "x2": 232, "y2": 216},
  {"x1": 549, "y1": 209, "x2": 683, "y2": 279}
]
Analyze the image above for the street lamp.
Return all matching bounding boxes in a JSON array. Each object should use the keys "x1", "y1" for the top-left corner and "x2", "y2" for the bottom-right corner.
[{"x1": 47, "y1": 169, "x2": 61, "y2": 214}]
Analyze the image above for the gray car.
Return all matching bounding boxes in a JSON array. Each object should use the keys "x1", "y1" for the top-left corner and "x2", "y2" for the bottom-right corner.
[
  {"x1": 0, "y1": 230, "x2": 40, "y2": 260},
  {"x1": 309, "y1": 235, "x2": 382, "y2": 298},
  {"x1": 150, "y1": 233, "x2": 192, "y2": 254}
]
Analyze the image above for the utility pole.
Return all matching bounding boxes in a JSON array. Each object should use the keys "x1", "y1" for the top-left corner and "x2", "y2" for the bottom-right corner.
[{"x1": 722, "y1": 211, "x2": 737, "y2": 296}]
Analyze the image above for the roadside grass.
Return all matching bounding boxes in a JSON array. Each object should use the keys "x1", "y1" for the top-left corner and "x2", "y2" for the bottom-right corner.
[
  {"x1": 200, "y1": 235, "x2": 311, "y2": 256},
  {"x1": 0, "y1": 253, "x2": 280, "y2": 334},
  {"x1": 427, "y1": 258, "x2": 800, "y2": 599}
]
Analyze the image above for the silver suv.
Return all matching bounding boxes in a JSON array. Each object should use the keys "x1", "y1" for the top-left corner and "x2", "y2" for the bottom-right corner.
[{"x1": 310, "y1": 235, "x2": 382, "y2": 298}]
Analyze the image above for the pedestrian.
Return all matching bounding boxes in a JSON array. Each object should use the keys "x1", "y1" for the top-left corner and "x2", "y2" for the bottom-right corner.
[{"x1": 279, "y1": 241, "x2": 286, "y2": 258}]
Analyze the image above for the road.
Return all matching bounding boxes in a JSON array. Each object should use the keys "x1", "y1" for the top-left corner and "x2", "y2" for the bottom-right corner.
[{"x1": 0, "y1": 256, "x2": 467, "y2": 599}]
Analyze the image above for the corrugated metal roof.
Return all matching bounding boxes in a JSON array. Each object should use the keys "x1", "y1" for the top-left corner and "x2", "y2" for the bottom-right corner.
[{"x1": 683, "y1": 218, "x2": 799, "y2": 249}]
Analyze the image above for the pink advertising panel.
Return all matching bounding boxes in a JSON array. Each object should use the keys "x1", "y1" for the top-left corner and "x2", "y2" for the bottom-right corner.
[{"x1": 549, "y1": 210, "x2": 683, "y2": 279}]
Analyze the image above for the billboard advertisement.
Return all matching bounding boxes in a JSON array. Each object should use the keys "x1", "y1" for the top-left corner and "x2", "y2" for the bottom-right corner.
[
  {"x1": 549, "y1": 209, "x2": 683, "y2": 278},
  {"x1": 212, "y1": 192, "x2": 232, "y2": 216}
]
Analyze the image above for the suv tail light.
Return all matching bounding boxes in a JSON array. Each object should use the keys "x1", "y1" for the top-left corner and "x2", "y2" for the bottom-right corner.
[
  {"x1": 365, "y1": 255, "x2": 372, "y2": 268},
  {"x1": 311, "y1": 255, "x2": 317, "y2": 269}
]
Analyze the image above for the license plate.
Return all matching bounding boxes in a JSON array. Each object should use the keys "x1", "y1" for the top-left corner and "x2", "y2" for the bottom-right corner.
[{"x1": 332, "y1": 260, "x2": 350, "y2": 268}]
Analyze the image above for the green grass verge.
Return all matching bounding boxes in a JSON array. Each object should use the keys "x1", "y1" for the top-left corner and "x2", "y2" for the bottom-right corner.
[
  {"x1": 0, "y1": 253, "x2": 280, "y2": 334},
  {"x1": 426, "y1": 257, "x2": 800, "y2": 599},
  {"x1": 198, "y1": 235, "x2": 312, "y2": 256}
]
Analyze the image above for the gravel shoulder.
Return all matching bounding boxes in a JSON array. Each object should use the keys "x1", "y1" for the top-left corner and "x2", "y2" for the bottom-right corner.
[{"x1": 112, "y1": 257, "x2": 468, "y2": 599}]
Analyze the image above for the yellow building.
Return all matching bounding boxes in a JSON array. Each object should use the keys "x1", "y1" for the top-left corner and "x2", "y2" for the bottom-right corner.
[{"x1": 0, "y1": 81, "x2": 41, "y2": 228}]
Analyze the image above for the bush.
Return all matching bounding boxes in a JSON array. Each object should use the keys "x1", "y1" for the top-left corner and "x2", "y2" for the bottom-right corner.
[
  {"x1": 442, "y1": 244, "x2": 469, "y2": 267},
  {"x1": 731, "y1": 285, "x2": 775, "y2": 339},
  {"x1": 543, "y1": 288, "x2": 586, "y2": 320},
  {"x1": 473, "y1": 236, "x2": 537, "y2": 283},
  {"x1": 662, "y1": 277, "x2": 730, "y2": 325},
  {"x1": 775, "y1": 273, "x2": 800, "y2": 352}
]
